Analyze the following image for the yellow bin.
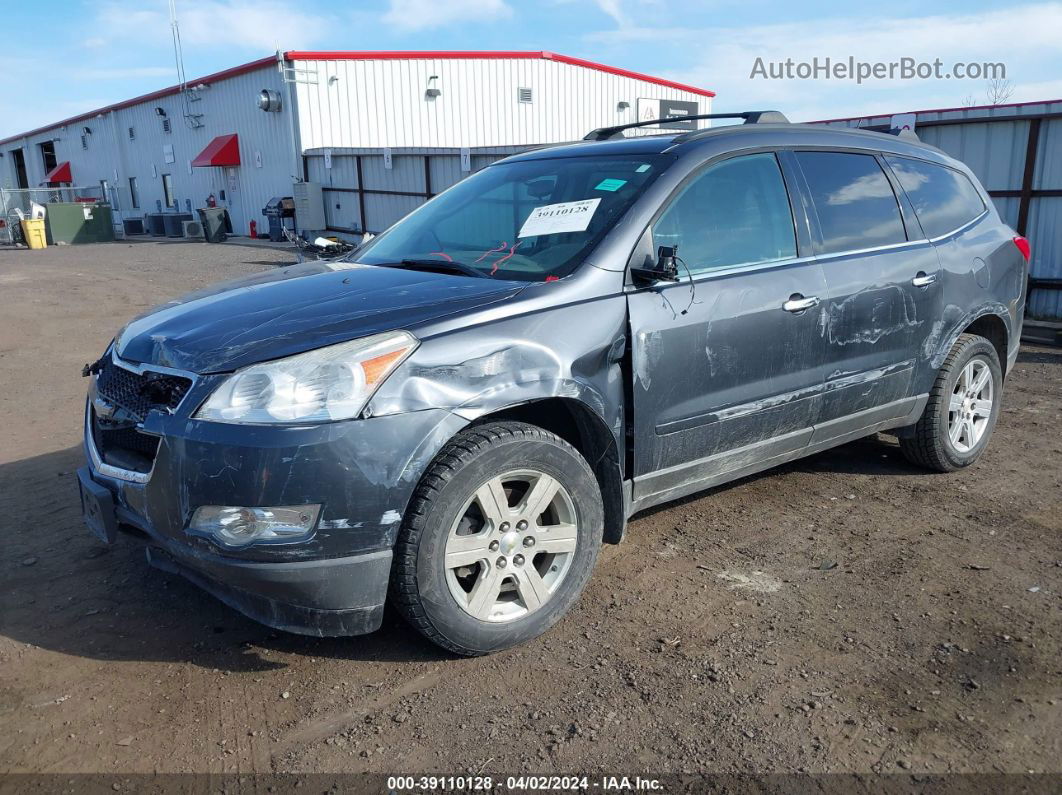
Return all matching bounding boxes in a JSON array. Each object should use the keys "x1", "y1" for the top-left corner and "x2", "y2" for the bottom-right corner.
[{"x1": 21, "y1": 218, "x2": 47, "y2": 249}]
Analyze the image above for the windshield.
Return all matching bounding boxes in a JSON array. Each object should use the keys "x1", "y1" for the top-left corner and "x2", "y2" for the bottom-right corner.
[{"x1": 356, "y1": 154, "x2": 670, "y2": 281}]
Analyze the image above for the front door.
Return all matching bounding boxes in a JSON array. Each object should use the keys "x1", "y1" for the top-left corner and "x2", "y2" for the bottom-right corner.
[
  {"x1": 628, "y1": 152, "x2": 828, "y2": 503},
  {"x1": 792, "y1": 150, "x2": 942, "y2": 426}
]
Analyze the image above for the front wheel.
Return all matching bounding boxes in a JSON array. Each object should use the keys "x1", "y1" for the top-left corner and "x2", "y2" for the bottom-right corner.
[
  {"x1": 898, "y1": 333, "x2": 1003, "y2": 472},
  {"x1": 391, "y1": 421, "x2": 603, "y2": 656}
]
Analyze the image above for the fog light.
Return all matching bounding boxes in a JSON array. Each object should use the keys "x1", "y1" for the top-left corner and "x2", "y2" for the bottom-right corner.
[{"x1": 188, "y1": 505, "x2": 320, "y2": 548}]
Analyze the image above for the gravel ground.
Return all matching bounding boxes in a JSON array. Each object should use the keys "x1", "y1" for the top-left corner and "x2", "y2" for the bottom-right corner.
[{"x1": 0, "y1": 240, "x2": 1059, "y2": 778}]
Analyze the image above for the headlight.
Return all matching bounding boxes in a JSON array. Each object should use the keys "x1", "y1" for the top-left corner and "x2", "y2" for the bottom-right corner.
[{"x1": 195, "y1": 331, "x2": 418, "y2": 424}]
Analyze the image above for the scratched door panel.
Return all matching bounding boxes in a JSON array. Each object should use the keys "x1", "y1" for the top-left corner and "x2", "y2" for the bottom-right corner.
[
  {"x1": 628, "y1": 259, "x2": 829, "y2": 478},
  {"x1": 816, "y1": 243, "x2": 943, "y2": 422}
]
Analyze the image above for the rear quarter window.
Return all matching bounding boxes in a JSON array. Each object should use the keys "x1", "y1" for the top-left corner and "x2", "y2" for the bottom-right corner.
[
  {"x1": 796, "y1": 151, "x2": 908, "y2": 255},
  {"x1": 885, "y1": 155, "x2": 987, "y2": 239}
]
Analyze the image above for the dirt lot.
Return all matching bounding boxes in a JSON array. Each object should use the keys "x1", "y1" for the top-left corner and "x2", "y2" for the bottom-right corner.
[{"x1": 1, "y1": 240, "x2": 1059, "y2": 778}]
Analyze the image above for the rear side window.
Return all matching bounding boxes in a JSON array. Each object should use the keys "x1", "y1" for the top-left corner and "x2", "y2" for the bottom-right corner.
[
  {"x1": 796, "y1": 151, "x2": 907, "y2": 254},
  {"x1": 885, "y1": 155, "x2": 986, "y2": 238},
  {"x1": 653, "y1": 152, "x2": 796, "y2": 274}
]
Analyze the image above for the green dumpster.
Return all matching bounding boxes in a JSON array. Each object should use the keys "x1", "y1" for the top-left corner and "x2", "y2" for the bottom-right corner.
[{"x1": 45, "y1": 202, "x2": 114, "y2": 244}]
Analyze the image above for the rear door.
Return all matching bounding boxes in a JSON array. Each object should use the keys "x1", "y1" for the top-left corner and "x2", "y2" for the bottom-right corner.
[
  {"x1": 628, "y1": 151, "x2": 828, "y2": 502},
  {"x1": 792, "y1": 150, "x2": 943, "y2": 428}
]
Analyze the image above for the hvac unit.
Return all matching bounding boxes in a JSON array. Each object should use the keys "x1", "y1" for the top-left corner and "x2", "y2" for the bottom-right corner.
[
  {"x1": 182, "y1": 219, "x2": 205, "y2": 239},
  {"x1": 123, "y1": 218, "x2": 146, "y2": 235},
  {"x1": 293, "y1": 181, "x2": 326, "y2": 231}
]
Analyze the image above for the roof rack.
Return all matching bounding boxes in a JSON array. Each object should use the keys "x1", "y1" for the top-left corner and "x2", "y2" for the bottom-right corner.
[{"x1": 583, "y1": 111, "x2": 789, "y2": 141}]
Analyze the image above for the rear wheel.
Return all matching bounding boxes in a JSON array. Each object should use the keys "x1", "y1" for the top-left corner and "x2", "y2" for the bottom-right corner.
[
  {"x1": 391, "y1": 421, "x2": 603, "y2": 656},
  {"x1": 898, "y1": 333, "x2": 1003, "y2": 472}
]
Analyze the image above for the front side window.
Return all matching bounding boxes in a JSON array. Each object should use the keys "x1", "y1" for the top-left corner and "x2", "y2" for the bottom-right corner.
[
  {"x1": 653, "y1": 152, "x2": 797, "y2": 274},
  {"x1": 357, "y1": 154, "x2": 670, "y2": 281},
  {"x1": 885, "y1": 155, "x2": 986, "y2": 238},
  {"x1": 796, "y1": 151, "x2": 907, "y2": 254}
]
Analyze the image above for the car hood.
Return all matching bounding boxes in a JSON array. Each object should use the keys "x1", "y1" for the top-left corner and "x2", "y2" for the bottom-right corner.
[{"x1": 115, "y1": 260, "x2": 526, "y2": 373}]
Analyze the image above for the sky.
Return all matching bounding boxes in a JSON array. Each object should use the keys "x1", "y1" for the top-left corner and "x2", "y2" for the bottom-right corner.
[{"x1": 2, "y1": 0, "x2": 1061, "y2": 139}]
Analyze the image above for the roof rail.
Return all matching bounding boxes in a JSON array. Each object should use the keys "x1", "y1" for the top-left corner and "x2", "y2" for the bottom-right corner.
[{"x1": 583, "y1": 111, "x2": 789, "y2": 141}]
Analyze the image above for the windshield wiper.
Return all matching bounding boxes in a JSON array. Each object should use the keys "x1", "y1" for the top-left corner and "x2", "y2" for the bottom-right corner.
[{"x1": 376, "y1": 258, "x2": 490, "y2": 279}]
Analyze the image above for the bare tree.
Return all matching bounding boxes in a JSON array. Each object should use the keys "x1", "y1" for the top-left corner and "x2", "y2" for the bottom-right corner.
[
  {"x1": 985, "y1": 78, "x2": 1015, "y2": 105},
  {"x1": 961, "y1": 94, "x2": 979, "y2": 108}
]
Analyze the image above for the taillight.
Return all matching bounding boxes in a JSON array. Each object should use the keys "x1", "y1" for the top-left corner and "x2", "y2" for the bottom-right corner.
[{"x1": 1013, "y1": 236, "x2": 1031, "y2": 261}]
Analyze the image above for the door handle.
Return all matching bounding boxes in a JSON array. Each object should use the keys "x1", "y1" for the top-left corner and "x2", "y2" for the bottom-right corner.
[
  {"x1": 912, "y1": 271, "x2": 937, "y2": 288},
  {"x1": 782, "y1": 294, "x2": 819, "y2": 313}
]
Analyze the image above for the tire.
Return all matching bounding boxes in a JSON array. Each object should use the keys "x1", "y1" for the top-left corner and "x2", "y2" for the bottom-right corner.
[
  {"x1": 898, "y1": 333, "x2": 1003, "y2": 472},
  {"x1": 391, "y1": 421, "x2": 603, "y2": 656}
]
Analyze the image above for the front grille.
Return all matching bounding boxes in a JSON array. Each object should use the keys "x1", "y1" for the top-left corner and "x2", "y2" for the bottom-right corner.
[
  {"x1": 90, "y1": 355, "x2": 193, "y2": 475},
  {"x1": 96, "y1": 357, "x2": 192, "y2": 422},
  {"x1": 92, "y1": 420, "x2": 160, "y2": 474}
]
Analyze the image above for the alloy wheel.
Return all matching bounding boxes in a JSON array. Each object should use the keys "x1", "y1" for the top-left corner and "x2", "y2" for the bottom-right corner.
[
  {"x1": 444, "y1": 469, "x2": 578, "y2": 623},
  {"x1": 947, "y1": 357, "x2": 994, "y2": 453}
]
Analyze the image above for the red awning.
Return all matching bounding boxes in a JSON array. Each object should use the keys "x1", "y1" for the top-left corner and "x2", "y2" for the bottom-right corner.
[
  {"x1": 191, "y1": 134, "x2": 240, "y2": 167},
  {"x1": 44, "y1": 161, "x2": 72, "y2": 184}
]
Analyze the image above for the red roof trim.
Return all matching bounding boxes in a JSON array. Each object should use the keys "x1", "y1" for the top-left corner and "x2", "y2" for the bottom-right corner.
[
  {"x1": 283, "y1": 50, "x2": 715, "y2": 98},
  {"x1": 44, "y1": 161, "x2": 72, "y2": 184},
  {"x1": 809, "y1": 97, "x2": 1062, "y2": 124},
  {"x1": 192, "y1": 133, "x2": 241, "y2": 167},
  {"x1": 0, "y1": 56, "x2": 276, "y2": 147}
]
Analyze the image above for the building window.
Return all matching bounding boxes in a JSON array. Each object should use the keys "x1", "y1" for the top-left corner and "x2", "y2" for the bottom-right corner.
[
  {"x1": 161, "y1": 173, "x2": 175, "y2": 208},
  {"x1": 11, "y1": 148, "x2": 29, "y2": 189},
  {"x1": 39, "y1": 140, "x2": 57, "y2": 174},
  {"x1": 162, "y1": 118, "x2": 172, "y2": 134},
  {"x1": 517, "y1": 87, "x2": 533, "y2": 104},
  {"x1": 81, "y1": 134, "x2": 88, "y2": 150},
  {"x1": 128, "y1": 176, "x2": 140, "y2": 209},
  {"x1": 128, "y1": 126, "x2": 136, "y2": 140}
]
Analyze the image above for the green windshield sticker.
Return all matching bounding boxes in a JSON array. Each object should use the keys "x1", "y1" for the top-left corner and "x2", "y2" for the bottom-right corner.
[
  {"x1": 635, "y1": 164, "x2": 651, "y2": 173},
  {"x1": 594, "y1": 178, "x2": 627, "y2": 192}
]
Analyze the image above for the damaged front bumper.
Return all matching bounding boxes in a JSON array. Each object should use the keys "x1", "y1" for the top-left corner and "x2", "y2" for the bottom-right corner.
[{"x1": 79, "y1": 366, "x2": 467, "y2": 637}]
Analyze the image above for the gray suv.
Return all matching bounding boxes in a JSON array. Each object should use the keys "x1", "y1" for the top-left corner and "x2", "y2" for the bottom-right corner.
[{"x1": 79, "y1": 112, "x2": 1029, "y2": 655}]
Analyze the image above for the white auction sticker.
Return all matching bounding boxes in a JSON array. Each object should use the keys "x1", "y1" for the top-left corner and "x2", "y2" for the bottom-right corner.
[{"x1": 518, "y1": 198, "x2": 601, "y2": 238}]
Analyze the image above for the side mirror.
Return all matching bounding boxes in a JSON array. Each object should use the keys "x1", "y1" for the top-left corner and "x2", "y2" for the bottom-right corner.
[{"x1": 631, "y1": 245, "x2": 680, "y2": 284}]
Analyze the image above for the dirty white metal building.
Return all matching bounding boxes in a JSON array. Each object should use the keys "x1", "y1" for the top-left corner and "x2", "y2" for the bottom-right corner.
[
  {"x1": 0, "y1": 51, "x2": 714, "y2": 238},
  {"x1": 813, "y1": 99, "x2": 1062, "y2": 327}
]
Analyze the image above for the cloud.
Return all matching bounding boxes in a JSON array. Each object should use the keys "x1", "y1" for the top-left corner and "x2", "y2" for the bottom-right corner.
[
  {"x1": 382, "y1": 0, "x2": 513, "y2": 31},
  {"x1": 92, "y1": 0, "x2": 334, "y2": 51},
  {"x1": 592, "y1": 0, "x2": 628, "y2": 27},
  {"x1": 584, "y1": 3, "x2": 1062, "y2": 120}
]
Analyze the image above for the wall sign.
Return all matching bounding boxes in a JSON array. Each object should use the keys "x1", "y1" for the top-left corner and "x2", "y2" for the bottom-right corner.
[
  {"x1": 323, "y1": 149, "x2": 332, "y2": 169},
  {"x1": 460, "y1": 147, "x2": 471, "y2": 172},
  {"x1": 163, "y1": 144, "x2": 175, "y2": 164},
  {"x1": 636, "y1": 98, "x2": 700, "y2": 129},
  {"x1": 383, "y1": 148, "x2": 392, "y2": 170},
  {"x1": 254, "y1": 150, "x2": 263, "y2": 168}
]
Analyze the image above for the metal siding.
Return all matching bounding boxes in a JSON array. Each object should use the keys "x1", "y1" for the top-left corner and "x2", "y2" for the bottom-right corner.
[
  {"x1": 1034, "y1": 117, "x2": 1062, "y2": 189},
  {"x1": 293, "y1": 57, "x2": 710, "y2": 149},
  {"x1": 918, "y1": 121, "x2": 1028, "y2": 191},
  {"x1": 1027, "y1": 197, "x2": 1062, "y2": 320},
  {"x1": 3, "y1": 63, "x2": 294, "y2": 235}
]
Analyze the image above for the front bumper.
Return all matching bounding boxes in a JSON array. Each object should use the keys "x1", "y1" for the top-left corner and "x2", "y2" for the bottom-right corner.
[{"x1": 81, "y1": 371, "x2": 467, "y2": 636}]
